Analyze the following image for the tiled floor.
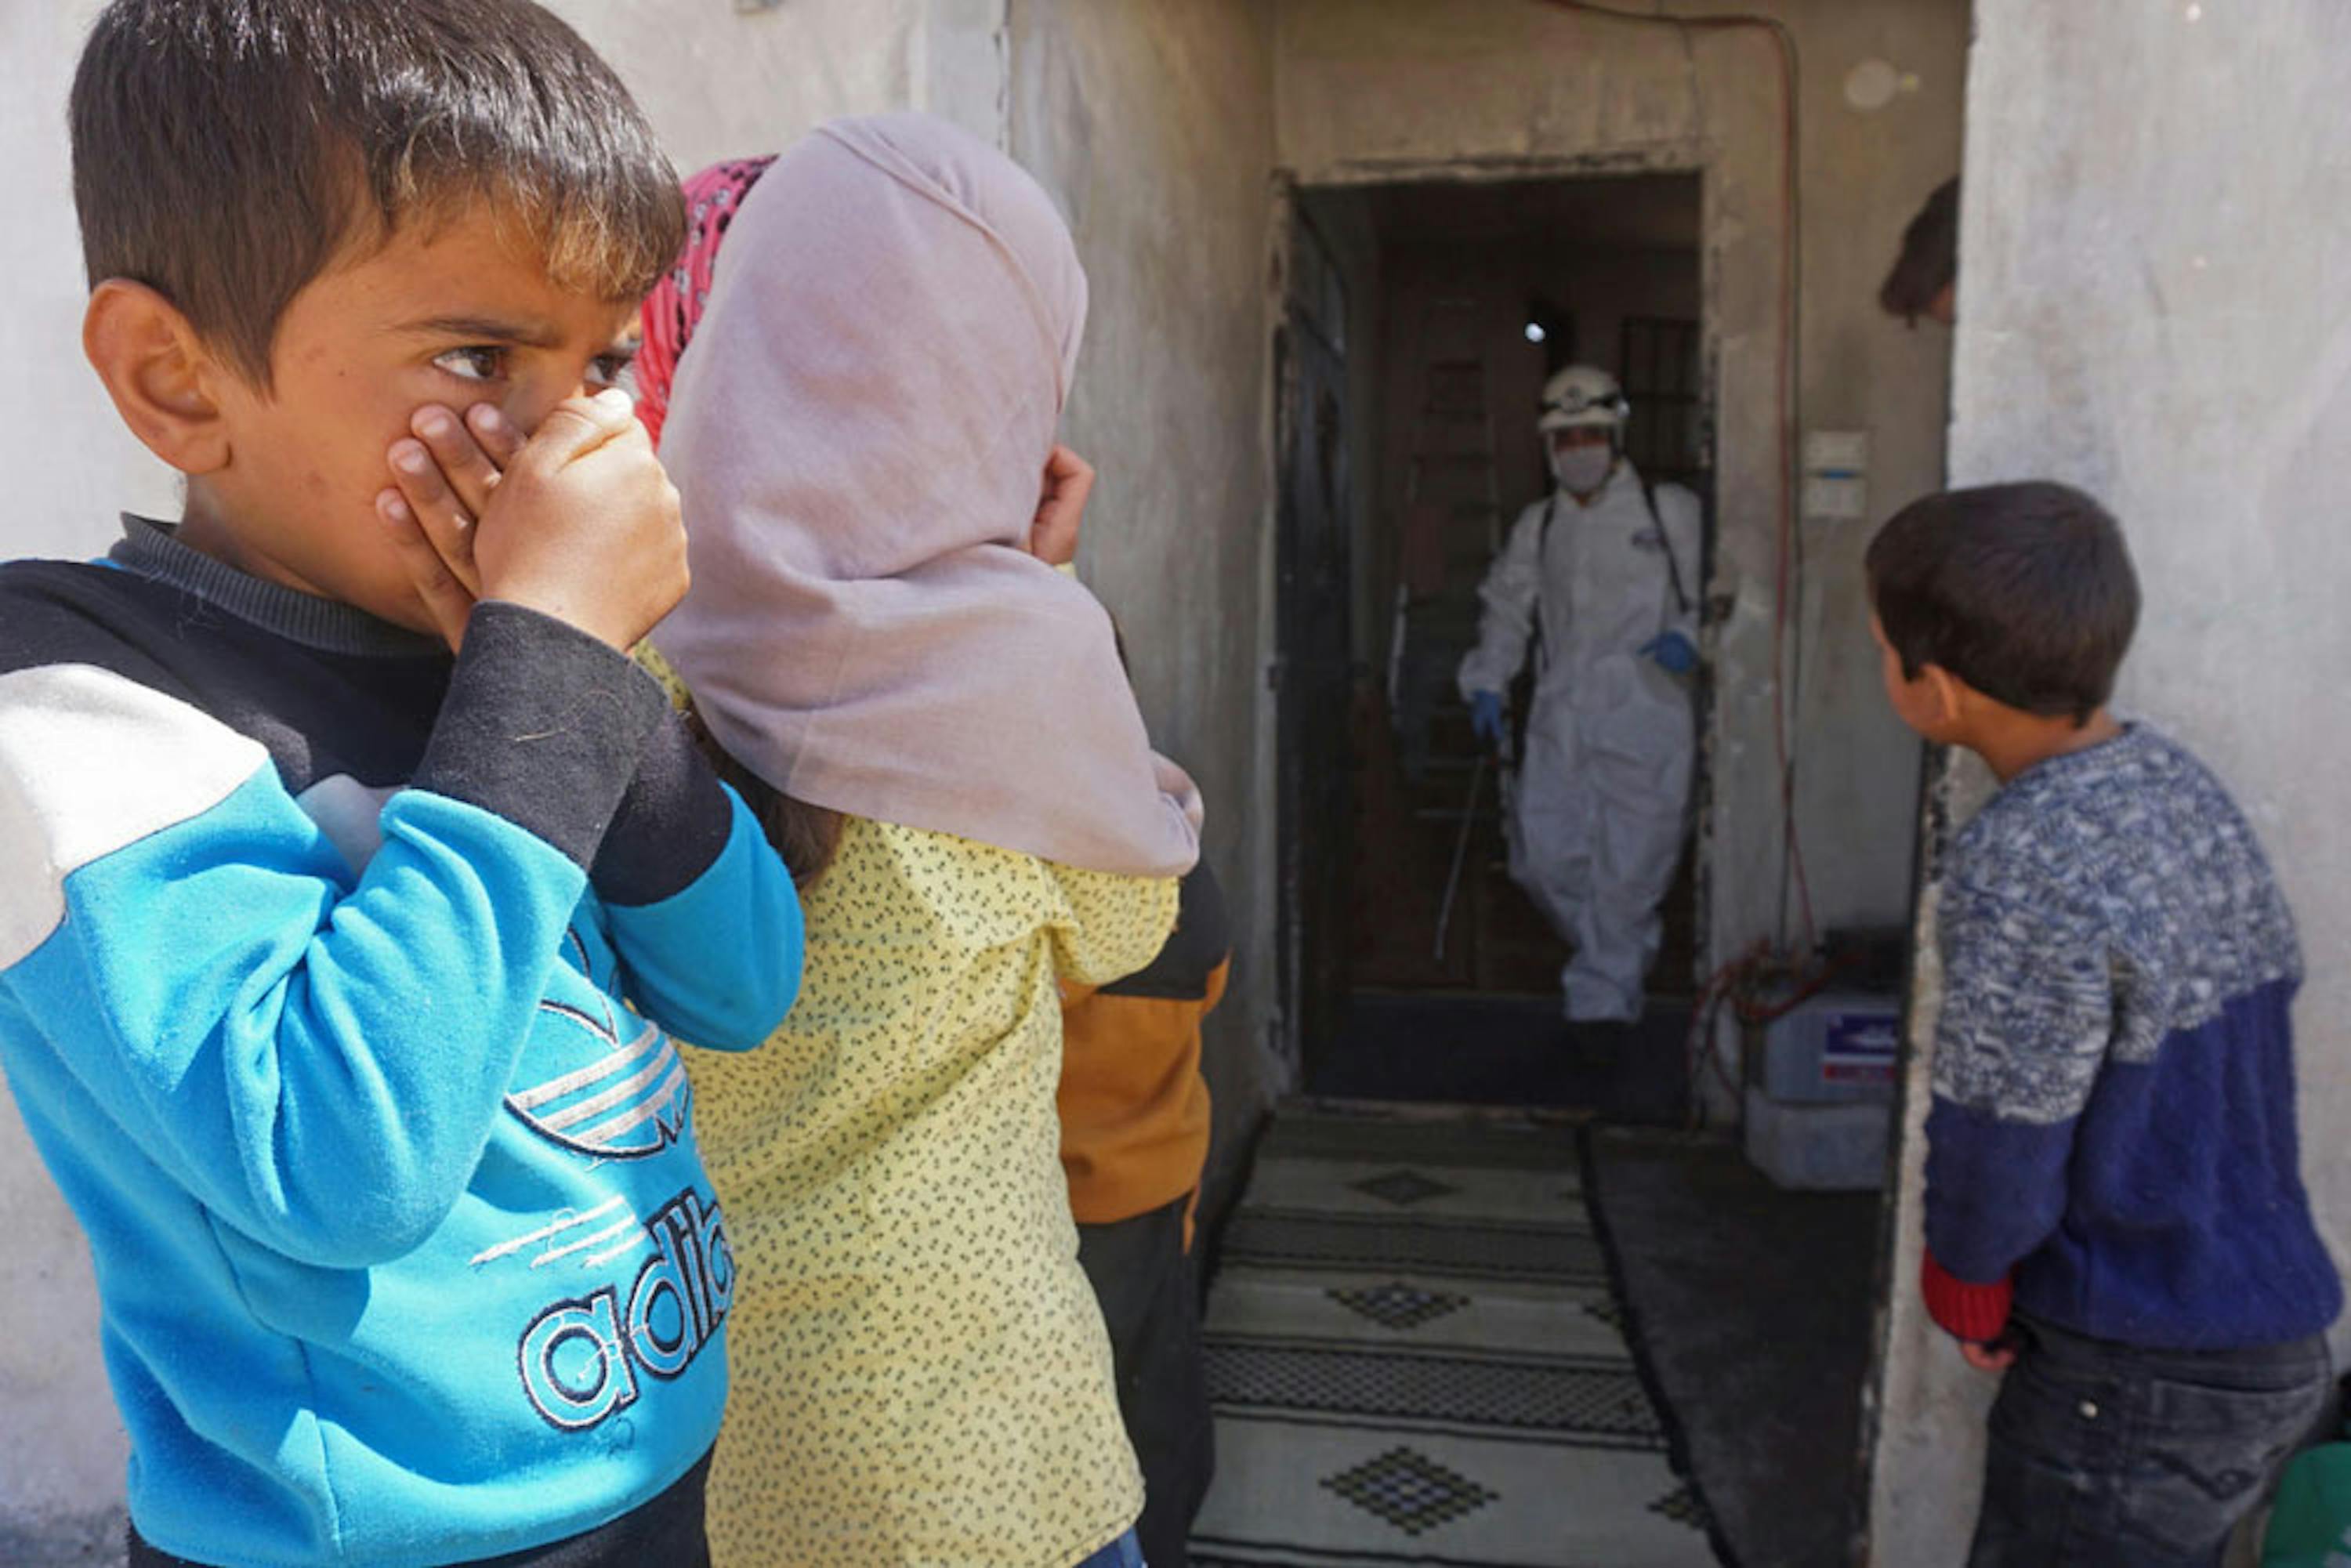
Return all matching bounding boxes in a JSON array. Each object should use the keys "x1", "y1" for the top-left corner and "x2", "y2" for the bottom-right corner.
[{"x1": 1189, "y1": 1107, "x2": 1722, "y2": 1567}]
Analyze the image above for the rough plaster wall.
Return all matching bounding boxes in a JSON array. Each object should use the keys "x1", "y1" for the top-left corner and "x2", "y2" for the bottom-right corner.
[
  {"x1": 563, "y1": 0, "x2": 1010, "y2": 158},
  {"x1": 1009, "y1": 0, "x2": 1280, "y2": 1214},
  {"x1": 1276, "y1": 0, "x2": 1964, "y2": 966},
  {"x1": 0, "y1": 0, "x2": 952, "y2": 1543},
  {"x1": 0, "y1": 0, "x2": 182, "y2": 571},
  {"x1": 1867, "y1": 4, "x2": 2351, "y2": 1561},
  {"x1": 552, "y1": 0, "x2": 921, "y2": 168},
  {"x1": 1, "y1": 5, "x2": 218, "y2": 1542}
]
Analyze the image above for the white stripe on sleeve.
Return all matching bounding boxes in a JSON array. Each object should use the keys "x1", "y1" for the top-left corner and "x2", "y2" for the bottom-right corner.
[{"x1": 0, "y1": 664, "x2": 270, "y2": 969}]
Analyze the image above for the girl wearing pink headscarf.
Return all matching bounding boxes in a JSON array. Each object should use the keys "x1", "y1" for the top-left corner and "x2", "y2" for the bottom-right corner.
[{"x1": 639, "y1": 116, "x2": 1198, "y2": 1568}]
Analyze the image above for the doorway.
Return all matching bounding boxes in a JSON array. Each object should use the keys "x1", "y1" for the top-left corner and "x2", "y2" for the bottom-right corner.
[{"x1": 1275, "y1": 172, "x2": 1708, "y2": 1106}]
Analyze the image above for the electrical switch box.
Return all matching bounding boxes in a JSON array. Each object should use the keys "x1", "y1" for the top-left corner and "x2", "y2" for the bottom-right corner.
[
  {"x1": 1804, "y1": 430, "x2": 1870, "y2": 473},
  {"x1": 1802, "y1": 429, "x2": 1870, "y2": 523}
]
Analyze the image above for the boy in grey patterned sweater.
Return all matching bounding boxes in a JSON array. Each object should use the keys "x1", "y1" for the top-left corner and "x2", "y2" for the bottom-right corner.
[{"x1": 1867, "y1": 482, "x2": 2338, "y2": 1567}]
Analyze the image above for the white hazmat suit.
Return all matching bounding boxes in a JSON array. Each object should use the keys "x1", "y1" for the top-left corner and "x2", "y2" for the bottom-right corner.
[{"x1": 1458, "y1": 458, "x2": 1701, "y2": 1023}]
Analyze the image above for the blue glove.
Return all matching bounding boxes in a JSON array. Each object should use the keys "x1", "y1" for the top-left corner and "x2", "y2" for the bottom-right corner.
[
  {"x1": 1641, "y1": 632, "x2": 1698, "y2": 676},
  {"x1": 1469, "y1": 690, "x2": 1505, "y2": 747}
]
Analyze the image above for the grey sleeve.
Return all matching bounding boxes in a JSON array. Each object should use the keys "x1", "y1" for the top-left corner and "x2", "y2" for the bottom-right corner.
[{"x1": 1933, "y1": 880, "x2": 2115, "y2": 1126}]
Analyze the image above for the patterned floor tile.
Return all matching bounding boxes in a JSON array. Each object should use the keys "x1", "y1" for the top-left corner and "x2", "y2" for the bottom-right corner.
[
  {"x1": 1320, "y1": 1446, "x2": 1500, "y2": 1536},
  {"x1": 1219, "y1": 1208, "x2": 1609, "y2": 1284},
  {"x1": 1327, "y1": 1280, "x2": 1473, "y2": 1331},
  {"x1": 1190, "y1": 1114, "x2": 1719, "y2": 1567},
  {"x1": 1205, "y1": 1340, "x2": 1666, "y2": 1447},
  {"x1": 1350, "y1": 1167, "x2": 1459, "y2": 1206}
]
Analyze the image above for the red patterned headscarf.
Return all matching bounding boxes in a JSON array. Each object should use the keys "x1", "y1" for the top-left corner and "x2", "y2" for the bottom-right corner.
[{"x1": 636, "y1": 157, "x2": 776, "y2": 449}]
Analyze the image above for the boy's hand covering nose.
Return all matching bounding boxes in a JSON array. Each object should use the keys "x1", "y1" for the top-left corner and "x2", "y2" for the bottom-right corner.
[
  {"x1": 379, "y1": 400, "x2": 520, "y2": 643},
  {"x1": 380, "y1": 390, "x2": 687, "y2": 652}
]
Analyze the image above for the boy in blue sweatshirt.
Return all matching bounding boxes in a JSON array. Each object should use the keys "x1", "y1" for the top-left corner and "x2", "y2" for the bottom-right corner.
[
  {"x1": 1867, "y1": 482, "x2": 2340, "y2": 1566},
  {"x1": 0, "y1": 3, "x2": 802, "y2": 1563}
]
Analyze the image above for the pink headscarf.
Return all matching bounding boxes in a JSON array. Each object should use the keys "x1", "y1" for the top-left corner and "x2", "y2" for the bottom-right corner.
[
  {"x1": 647, "y1": 115, "x2": 1201, "y2": 879},
  {"x1": 637, "y1": 157, "x2": 774, "y2": 449}
]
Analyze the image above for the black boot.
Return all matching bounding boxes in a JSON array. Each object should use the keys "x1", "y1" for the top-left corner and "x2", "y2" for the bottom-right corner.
[
  {"x1": 1566, "y1": 1018, "x2": 1638, "y2": 1070},
  {"x1": 1599, "y1": 1023, "x2": 1688, "y2": 1127}
]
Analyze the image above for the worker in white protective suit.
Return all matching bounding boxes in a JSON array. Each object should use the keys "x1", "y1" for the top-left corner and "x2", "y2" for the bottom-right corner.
[{"x1": 1458, "y1": 365, "x2": 1701, "y2": 1025}]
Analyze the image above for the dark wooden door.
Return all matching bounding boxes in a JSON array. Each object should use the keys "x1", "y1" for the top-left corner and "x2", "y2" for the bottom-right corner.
[{"x1": 1275, "y1": 313, "x2": 1354, "y2": 1081}]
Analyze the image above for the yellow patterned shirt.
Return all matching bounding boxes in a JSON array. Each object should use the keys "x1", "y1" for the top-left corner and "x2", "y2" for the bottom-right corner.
[{"x1": 685, "y1": 813, "x2": 1176, "y2": 1568}]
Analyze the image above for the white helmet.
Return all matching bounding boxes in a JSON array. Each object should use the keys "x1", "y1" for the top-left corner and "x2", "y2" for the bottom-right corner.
[{"x1": 1537, "y1": 365, "x2": 1629, "y2": 434}]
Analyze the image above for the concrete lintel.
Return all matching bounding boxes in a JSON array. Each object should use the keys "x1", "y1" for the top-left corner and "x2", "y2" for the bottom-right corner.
[{"x1": 1281, "y1": 142, "x2": 1715, "y2": 191}]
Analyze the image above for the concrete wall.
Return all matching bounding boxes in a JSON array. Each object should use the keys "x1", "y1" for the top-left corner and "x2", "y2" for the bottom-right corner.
[
  {"x1": 1, "y1": 1, "x2": 181, "y2": 571},
  {"x1": 1866, "y1": 3, "x2": 2351, "y2": 1561},
  {"x1": 2, "y1": 6, "x2": 216, "y2": 1547},
  {"x1": 1007, "y1": 0, "x2": 1283, "y2": 1211},
  {"x1": 1276, "y1": 0, "x2": 1966, "y2": 968},
  {"x1": 0, "y1": 1, "x2": 952, "y2": 1548},
  {"x1": 571, "y1": 0, "x2": 1018, "y2": 161}
]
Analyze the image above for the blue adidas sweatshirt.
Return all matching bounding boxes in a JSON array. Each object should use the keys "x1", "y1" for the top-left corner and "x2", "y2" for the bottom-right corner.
[
  {"x1": 1922, "y1": 723, "x2": 2341, "y2": 1352},
  {"x1": 0, "y1": 519, "x2": 802, "y2": 1566}
]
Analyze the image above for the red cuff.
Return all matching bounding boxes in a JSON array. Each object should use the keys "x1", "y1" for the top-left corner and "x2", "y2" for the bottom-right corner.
[{"x1": 1921, "y1": 1250, "x2": 2014, "y2": 1344}]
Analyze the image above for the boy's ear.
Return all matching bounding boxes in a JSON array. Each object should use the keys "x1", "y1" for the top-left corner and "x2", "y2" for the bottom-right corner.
[
  {"x1": 1921, "y1": 663, "x2": 1969, "y2": 730},
  {"x1": 83, "y1": 280, "x2": 235, "y2": 476}
]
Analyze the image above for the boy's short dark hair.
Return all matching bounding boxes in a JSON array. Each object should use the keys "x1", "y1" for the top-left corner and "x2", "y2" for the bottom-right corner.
[
  {"x1": 1866, "y1": 481, "x2": 2141, "y2": 725},
  {"x1": 1880, "y1": 176, "x2": 1959, "y2": 324},
  {"x1": 71, "y1": 0, "x2": 686, "y2": 386}
]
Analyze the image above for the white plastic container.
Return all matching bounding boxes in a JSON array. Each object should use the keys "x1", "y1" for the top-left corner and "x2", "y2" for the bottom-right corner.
[
  {"x1": 1750, "y1": 991, "x2": 1902, "y2": 1106},
  {"x1": 1744, "y1": 1085, "x2": 1892, "y2": 1192}
]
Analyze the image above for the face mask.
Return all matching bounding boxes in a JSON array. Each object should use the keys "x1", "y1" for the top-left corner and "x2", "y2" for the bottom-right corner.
[{"x1": 1550, "y1": 443, "x2": 1614, "y2": 496}]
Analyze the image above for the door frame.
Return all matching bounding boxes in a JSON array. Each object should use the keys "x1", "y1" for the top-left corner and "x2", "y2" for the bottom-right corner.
[
  {"x1": 1270, "y1": 194, "x2": 1357, "y2": 1091},
  {"x1": 1266, "y1": 160, "x2": 1725, "y2": 1075}
]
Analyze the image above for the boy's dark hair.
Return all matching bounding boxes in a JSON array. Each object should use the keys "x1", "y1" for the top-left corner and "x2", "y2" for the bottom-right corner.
[
  {"x1": 71, "y1": 0, "x2": 686, "y2": 386},
  {"x1": 1880, "y1": 176, "x2": 1959, "y2": 324},
  {"x1": 1866, "y1": 482, "x2": 2140, "y2": 726}
]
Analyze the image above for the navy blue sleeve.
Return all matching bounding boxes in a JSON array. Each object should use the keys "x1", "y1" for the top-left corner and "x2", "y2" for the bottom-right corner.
[
  {"x1": 552, "y1": 668, "x2": 805, "y2": 1052},
  {"x1": 413, "y1": 601, "x2": 668, "y2": 866},
  {"x1": 592, "y1": 708, "x2": 737, "y2": 901}
]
